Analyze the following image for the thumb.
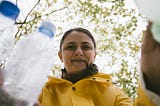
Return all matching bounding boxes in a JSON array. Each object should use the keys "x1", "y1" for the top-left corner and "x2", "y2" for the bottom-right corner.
[{"x1": 141, "y1": 21, "x2": 157, "y2": 54}]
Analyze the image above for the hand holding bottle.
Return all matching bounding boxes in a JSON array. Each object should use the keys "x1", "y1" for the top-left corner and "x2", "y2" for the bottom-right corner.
[{"x1": 3, "y1": 21, "x2": 56, "y2": 105}]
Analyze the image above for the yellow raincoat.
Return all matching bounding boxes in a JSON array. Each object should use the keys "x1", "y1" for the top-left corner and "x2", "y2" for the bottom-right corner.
[{"x1": 39, "y1": 73, "x2": 156, "y2": 106}]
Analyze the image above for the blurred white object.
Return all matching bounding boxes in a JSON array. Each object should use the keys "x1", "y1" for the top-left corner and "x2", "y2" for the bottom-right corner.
[
  {"x1": 151, "y1": 23, "x2": 160, "y2": 43},
  {"x1": 134, "y1": 0, "x2": 160, "y2": 43},
  {"x1": 3, "y1": 21, "x2": 56, "y2": 105},
  {"x1": 135, "y1": 0, "x2": 160, "y2": 23},
  {"x1": 0, "y1": 0, "x2": 20, "y2": 63}
]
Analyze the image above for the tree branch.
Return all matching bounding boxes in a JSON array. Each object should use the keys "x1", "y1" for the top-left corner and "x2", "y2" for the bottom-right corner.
[
  {"x1": 15, "y1": 0, "x2": 41, "y2": 40},
  {"x1": 15, "y1": 6, "x2": 67, "y2": 25}
]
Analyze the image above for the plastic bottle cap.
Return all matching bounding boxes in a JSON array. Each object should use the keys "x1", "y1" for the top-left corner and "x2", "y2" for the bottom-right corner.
[
  {"x1": 0, "y1": 1, "x2": 20, "y2": 20},
  {"x1": 38, "y1": 22, "x2": 56, "y2": 38}
]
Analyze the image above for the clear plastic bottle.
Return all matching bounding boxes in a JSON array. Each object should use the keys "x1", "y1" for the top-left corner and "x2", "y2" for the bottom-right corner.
[
  {"x1": 0, "y1": 0, "x2": 20, "y2": 63},
  {"x1": 3, "y1": 21, "x2": 56, "y2": 105},
  {"x1": 134, "y1": 0, "x2": 160, "y2": 43}
]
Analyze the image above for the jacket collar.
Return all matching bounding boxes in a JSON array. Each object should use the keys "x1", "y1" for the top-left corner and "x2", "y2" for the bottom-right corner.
[
  {"x1": 61, "y1": 63, "x2": 98, "y2": 83},
  {"x1": 46, "y1": 72, "x2": 112, "y2": 86},
  {"x1": 46, "y1": 73, "x2": 113, "y2": 94}
]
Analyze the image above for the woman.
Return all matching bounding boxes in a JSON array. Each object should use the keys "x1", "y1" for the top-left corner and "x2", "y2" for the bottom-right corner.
[
  {"x1": 39, "y1": 24, "x2": 160, "y2": 106},
  {"x1": 39, "y1": 27, "x2": 132, "y2": 106}
]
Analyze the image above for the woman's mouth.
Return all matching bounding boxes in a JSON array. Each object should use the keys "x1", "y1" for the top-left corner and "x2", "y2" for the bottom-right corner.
[{"x1": 71, "y1": 59, "x2": 86, "y2": 63}]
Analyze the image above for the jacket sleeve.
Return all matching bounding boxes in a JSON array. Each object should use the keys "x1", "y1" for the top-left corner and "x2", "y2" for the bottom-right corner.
[
  {"x1": 38, "y1": 85, "x2": 55, "y2": 106},
  {"x1": 134, "y1": 84, "x2": 156, "y2": 106},
  {"x1": 114, "y1": 85, "x2": 133, "y2": 106},
  {"x1": 134, "y1": 72, "x2": 160, "y2": 106}
]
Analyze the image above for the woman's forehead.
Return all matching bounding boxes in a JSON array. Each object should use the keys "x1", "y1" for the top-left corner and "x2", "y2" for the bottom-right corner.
[{"x1": 63, "y1": 31, "x2": 93, "y2": 43}]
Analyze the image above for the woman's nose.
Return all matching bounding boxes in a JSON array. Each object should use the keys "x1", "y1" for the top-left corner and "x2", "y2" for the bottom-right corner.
[{"x1": 74, "y1": 47, "x2": 83, "y2": 56}]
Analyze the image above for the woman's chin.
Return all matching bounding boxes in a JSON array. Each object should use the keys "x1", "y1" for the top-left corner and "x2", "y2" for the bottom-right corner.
[{"x1": 70, "y1": 67, "x2": 86, "y2": 74}]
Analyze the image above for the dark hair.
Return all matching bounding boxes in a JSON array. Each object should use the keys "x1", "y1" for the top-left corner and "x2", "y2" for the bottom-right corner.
[{"x1": 59, "y1": 27, "x2": 96, "y2": 50}]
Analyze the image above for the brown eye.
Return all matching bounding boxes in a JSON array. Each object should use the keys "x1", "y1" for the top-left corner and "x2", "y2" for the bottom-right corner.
[
  {"x1": 65, "y1": 45, "x2": 77, "y2": 50},
  {"x1": 82, "y1": 45, "x2": 92, "y2": 50}
]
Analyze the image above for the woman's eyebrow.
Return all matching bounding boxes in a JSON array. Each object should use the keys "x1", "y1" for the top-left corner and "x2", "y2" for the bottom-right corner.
[
  {"x1": 66, "y1": 42, "x2": 76, "y2": 45},
  {"x1": 65, "y1": 42, "x2": 91, "y2": 45},
  {"x1": 82, "y1": 42, "x2": 90, "y2": 44},
  {"x1": 81, "y1": 42, "x2": 92, "y2": 45}
]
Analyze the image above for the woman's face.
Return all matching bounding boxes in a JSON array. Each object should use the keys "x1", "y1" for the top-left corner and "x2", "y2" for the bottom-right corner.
[{"x1": 58, "y1": 31, "x2": 96, "y2": 74}]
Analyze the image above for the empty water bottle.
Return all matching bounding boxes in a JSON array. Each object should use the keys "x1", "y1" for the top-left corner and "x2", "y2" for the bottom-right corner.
[
  {"x1": 3, "y1": 21, "x2": 56, "y2": 105},
  {"x1": 135, "y1": 0, "x2": 160, "y2": 43},
  {"x1": 0, "y1": 0, "x2": 20, "y2": 63}
]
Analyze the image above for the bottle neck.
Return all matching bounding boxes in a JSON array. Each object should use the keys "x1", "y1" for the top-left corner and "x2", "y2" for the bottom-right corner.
[
  {"x1": 38, "y1": 27, "x2": 54, "y2": 38},
  {"x1": 0, "y1": 14, "x2": 15, "y2": 30}
]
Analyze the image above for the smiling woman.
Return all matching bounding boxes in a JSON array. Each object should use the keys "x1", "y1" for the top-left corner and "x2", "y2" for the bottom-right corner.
[
  {"x1": 38, "y1": 26, "x2": 160, "y2": 106},
  {"x1": 58, "y1": 28, "x2": 96, "y2": 74},
  {"x1": 39, "y1": 27, "x2": 133, "y2": 106},
  {"x1": 58, "y1": 28, "x2": 98, "y2": 83}
]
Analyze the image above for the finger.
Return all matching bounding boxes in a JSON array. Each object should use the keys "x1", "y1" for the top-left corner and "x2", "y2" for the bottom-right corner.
[
  {"x1": 141, "y1": 21, "x2": 156, "y2": 53},
  {"x1": 33, "y1": 102, "x2": 41, "y2": 106},
  {"x1": 0, "y1": 68, "x2": 3, "y2": 86},
  {"x1": 15, "y1": 99, "x2": 28, "y2": 106}
]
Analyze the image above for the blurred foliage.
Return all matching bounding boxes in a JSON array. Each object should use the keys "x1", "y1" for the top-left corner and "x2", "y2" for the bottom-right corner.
[{"x1": 14, "y1": 0, "x2": 146, "y2": 100}]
